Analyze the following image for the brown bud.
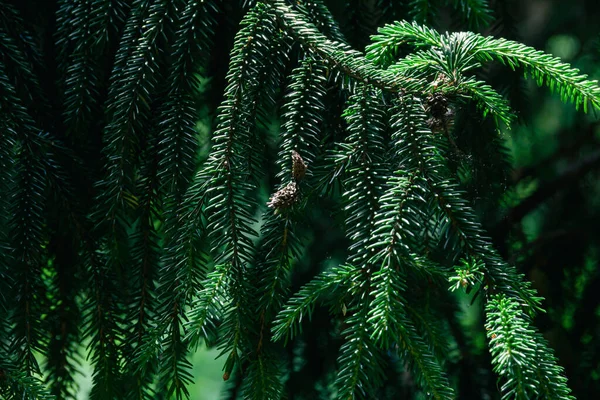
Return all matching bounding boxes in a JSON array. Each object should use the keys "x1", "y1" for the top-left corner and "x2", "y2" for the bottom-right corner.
[
  {"x1": 426, "y1": 93, "x2": 449, "y2": 120},
  {"x1": 426, "y1": 93, "x2": 454, "y2": 134},
  {"x1": 267, "y1": 182, "x2": 299, "y2": 210},
  {"x1": 291, "y1": 150, "x2": 307, "y2": 181}
]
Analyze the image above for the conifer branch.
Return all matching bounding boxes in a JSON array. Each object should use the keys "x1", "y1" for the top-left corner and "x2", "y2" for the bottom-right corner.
[
  {"x1": 256, "y1": 213, "x2": 299, "y2": 317},
  {"x1": 186, "y1": 264, "x2": 228, "y2": 349},
  {"x1": 154, "y1": 178, "x2": 210, "y2": 400},
  {"x1": 272, "y1": 1, "x2": 422, "y2": 92},
  {"x1": 83, "y1": 247, "x2": 125, "y2": 400},
  {"x1": 44, "y1": 234, "x2": 83, "y2": 400},
  {"x1": 0, "y1": 361, "x2": 55, "y2": 400},
  {"x1": 57, "y1": 0, "x2": 100, "y2": 141},
  {"x1": 181, "y1": 3, "x2": 287, "y2": 387},
  {"x1": 407, "y1": 0, "x2": 437, "y2": 25},
  {"x1": 450, "y1": 0, "x2": 493, "y2": 29},
  {"x1": 0, "y1": 62, "x2": 48, "y2": 377},
  {"x1": 242, "y1": 349, "x2": 285, "y2": 400},
  {"x1": 100, "y1": 0, "x2": 169, "y2": 218},
  {"x1": 453, "y1": 77, "x2": 514, "y2": 126},
  {"x1": 0, "y1": 3, "x2": 49, "y2": 121},
  {"x1": 56, "y1": 0, "x2": 129, "y2": 143},
  {"x1": 485, "y1": 294, "x2": 574, "y2": 399},
  {"x1": 294, "y1": 0, "x2": 347, "y2": 43},
  {"x1": 123, "y1": 142, "x2": 161, "y2": 399},
  {"x1": 366, "y1": 20, "x2": 444, "y2": 66},
  {"x1": 87, "y1": 1, "x2": 177, "y2": 395},
  {"x1": 368, "y1": 21, "x2": 600, "y2": 112},
  {"x1": 0, "y1": 1, "x2": 591, "y2": 397},
  {"x1": 391, "y1": 97, "x2": 542, "y2": 311},
  {"x1": 271, "y1": 265, "x2": 359, "y2": 344},
  {"x1": 471, "y1": 34, "x2": 600, "y2": 112},
  {"x1": 366, "y1": 172, "x2": 455, "y2": 399},
  {"x1": 392, "y1": 97, "x2": 572, "y2": 396},
  {"x1": 335, "y1": 298, "x2": 387, "y2": 399},
  {"x1": 158, "y1": 0, "x2": 220, "y2": 207},
  {"x1": 151, "y1": 3, "x2": 222, "y2": 388},
  {"x1": 338, "y1": 85, "x2": 388, "y2": 265},
  {"x1": 0, "y1": 71, "x2": 16, "y2": 311},
  {"x1": 277, "y1": 58, "x2": 327, "y2": 180}
]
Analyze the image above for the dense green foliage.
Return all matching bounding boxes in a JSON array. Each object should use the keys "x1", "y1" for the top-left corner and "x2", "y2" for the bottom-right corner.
[{"x1": 1, "y1": 0, "x2": 599, "y2": 399}]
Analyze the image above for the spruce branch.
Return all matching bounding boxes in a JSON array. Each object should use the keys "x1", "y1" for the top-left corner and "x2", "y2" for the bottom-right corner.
[
  {"x1": 146, "y1": 0, "x2": 222, "y2": 380},
  {"x1": 272, "y1": 1, "x2": 423, "y2": 92},
  {"x1": 450, "y1": 0, "x2": 493, "y2": 29},
  {"x1": 453, "y1": 77, "x2": 514, "y2": 127},
  {"x1": 0, "y1": 66, "x2": 17, "y2": 290},
  {"x1": 82, "y1": 247, "x2": 126, "y2": 400},
  {"x1": 0, "y1": 361, "x2": 55, "y2": 400},
  {"x1": 407, "y1": 0, "x2": 438, "y2": 25},
  {"x1": 0, "y1": 62, "x2": 49, "y2": 377},
  {"x1": 485, "y1": 294, "x2": 574, "y2": 400},
  {"x1": 471, "y1": 34, "x2": 600, "y2": 112},
  {"x1": 152, "y1": 190, "x2": 210, "y2": 397},
  {"x1": 44, "y1": 232, "x2": 83, "y2": 400},
  {"x1": 89, "y1": 0, "x2": 130, "y2": 50},
  {"x1": 0, "y1": 1, "x2": 591, "y2": 398},
  {"x1": 277, "y1": 58, "x2": 327, "y2": 181},
  {"x1": 366, "y1": 20, "x2": 444, "y2": 66},
  {"x1": 335, "y1": 298, "x2": 387, "y2": 400},
  {"x1": 366, "y1": 172, "x2": 455, "y2": 399},
  {"x1": 99, "y1": 0, "x2": 170, "y2": 219},
  {"x1": 155, "y1": 202, "x2": 209, "y2": 399},
  {"x1": 86, "y1": 2, "x2": 176, "y2": 395},
  {"x1": 325, "y1": 85, "x2": 396, "y2": 399},
  {"x1": 186, "y1": 264, "x2": 229, "y2": 350},
  {"x1": 57, "y1": 0, "x2": 101, "y2": 141},
  {"x1": 0, "y1": 4, "x2": 49, "y2": 122},
  {"x1": 242, "y1": 348, "x2": 285, "y2": 400},
  {"x1": 338, "y1": 85, "x2": 388, "y2": 265},
  {"x1": 293, "y1": 0, "x2": 347, "y2": 43},
  {"x1": 181, "y1": 3, "x2": 287, "y2": 385},
  {"x1": 370, "y1": 264, "x2": 453, "y2": 400},
  {"x1": 377, "y1": 35, "x2": 516, "y2": 128},
  {"x1": 368, "y1": 21, "x2": 600, "y2": 113},
  {"x1": 391, "y1": 97, "x2": 542, "y2": 311},
  {"x1": 256, "y1": 212, "x2": 300, "y2": 316},
  {"x1": 8, "y1": 138, "x2": 48, "y2": 376},
  {"x1": 158, "y1": 0, "x2": 220, "y2": 208},
  {"x1": 123, "y1": 142, "x2": 162, "y2": 399},
  {"x1": 261, "y1": 105, "x2": 317, "y2": 315},
  {"x1": 271, "y1": 264, "x2": 359, "y2": 344}
]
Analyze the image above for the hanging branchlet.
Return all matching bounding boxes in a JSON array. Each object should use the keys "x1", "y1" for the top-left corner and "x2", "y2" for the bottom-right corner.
[
  {"x1": 486, "y1": 294, "x2": 574, "y2": 400},
  {"x1": 0, "y1": 61, "x2": 53, "y2": 379},
  {"x1": 158, "y1": 0, "x2": 220, "y2": 210},
  {"x1": 389, "y1": 96, "x2": 575, "y2": 398},
  {"x1": 181, "y1": 4, "x2": 289, "y2": 394},
  {"x1": 292, "y1": 0, "x2": 347, "y2": 43},
  {"x1": 277, "y1": 57, "x2": 327, "y2": 181}
]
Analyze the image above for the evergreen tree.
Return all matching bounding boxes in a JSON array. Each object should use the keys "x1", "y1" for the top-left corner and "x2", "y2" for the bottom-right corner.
[{"x1": 0, "y1": 0, "x2": 598, "y2": 399}]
